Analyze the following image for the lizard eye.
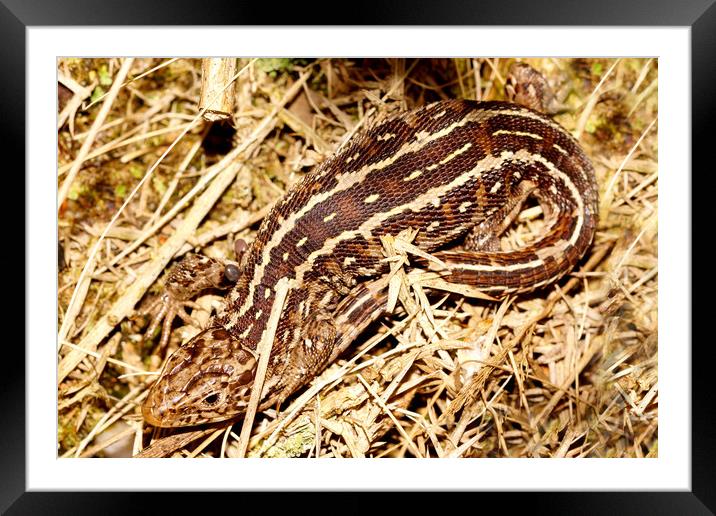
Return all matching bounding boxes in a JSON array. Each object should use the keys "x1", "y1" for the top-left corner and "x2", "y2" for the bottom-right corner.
[
  {"x1": 224, "y1": 263, "x2": 240, "y2": 283},
  {"x1": 202, "y1": 392, "x2": 223, "y2": 407}
]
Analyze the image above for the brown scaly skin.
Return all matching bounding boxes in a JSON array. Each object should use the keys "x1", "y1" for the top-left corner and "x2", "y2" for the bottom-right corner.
[{"x1": 143, "y1": 96, "x2": 598, "y2": 428}]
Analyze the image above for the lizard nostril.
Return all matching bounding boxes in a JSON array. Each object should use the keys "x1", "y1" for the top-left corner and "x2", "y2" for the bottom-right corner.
[
  {"x1": 142, "y1": 400, "x2": 164, "y2": 427},
  {"x1": 238, "y1": 369, "x2": 254, "y2": 385}
]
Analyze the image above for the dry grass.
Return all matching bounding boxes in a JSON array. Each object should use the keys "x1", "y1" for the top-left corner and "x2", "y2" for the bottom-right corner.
[{"x1": 57, "y1": 57, "x2": 658, "y2": 459}]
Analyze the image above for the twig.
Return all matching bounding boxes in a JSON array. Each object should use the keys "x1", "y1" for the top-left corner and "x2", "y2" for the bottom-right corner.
[
  {"x1": 236, "y1": 277, "x2": 289, "y2": 458},
  {"x1": 199, "y1": 58, "x2": 238, "y2": 122}
]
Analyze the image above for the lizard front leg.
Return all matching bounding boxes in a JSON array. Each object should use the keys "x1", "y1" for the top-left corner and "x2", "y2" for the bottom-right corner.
[
  {"x1": 140, "y1": 253, "x2": 239, "y2": 350},
  {"x1": 270, "y1": 304, "x2": 338, "y2": 409}
]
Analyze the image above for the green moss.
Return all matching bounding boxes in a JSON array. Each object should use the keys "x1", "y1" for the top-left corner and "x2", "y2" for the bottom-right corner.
[
  {"x1": 256, "y1": 58, "x2": 311, "y2": 77},
  {"x1": 152, "y1": 177, "x2": 167, "y2": 196},
  {"x1": 129, "y1": 164, "x2": 144, "y2": 179},
  {"x1": 114, "y1": 184, "x2": 127, "y2": 198},
  {"x1": 90, "y1": 86, "x2": 105, "y2": 103},
  {"x1": 98, "y1": 63, "x2": 113, "y2": 86},
  {"x1": 58, "y1": 417, "x2": 80, "y2": 451},
  {"x1": 68, "y1": 182, "x2": 87, "y2": 201},
  {"x1": 249, "y1": 416, "x2": 314, "y2": 457}
]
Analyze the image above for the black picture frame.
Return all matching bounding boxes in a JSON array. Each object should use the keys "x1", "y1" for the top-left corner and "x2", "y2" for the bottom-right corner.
[{"x1": 5, "y1": 0, "x2": 710, "y2": 513}]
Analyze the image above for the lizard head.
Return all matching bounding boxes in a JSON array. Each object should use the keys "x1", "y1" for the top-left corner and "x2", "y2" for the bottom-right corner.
[{"x1": 142, "y1": 327, "x2": 257, "y2": 427}]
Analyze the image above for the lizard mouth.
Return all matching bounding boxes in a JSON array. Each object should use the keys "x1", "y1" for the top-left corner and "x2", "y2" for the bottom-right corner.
[
  {"x1": 141, "y1": 399, "x2": 167, "y2": 427},
  {"x1": 142, "y1": 389, "x2": 188, "y2": 427}
]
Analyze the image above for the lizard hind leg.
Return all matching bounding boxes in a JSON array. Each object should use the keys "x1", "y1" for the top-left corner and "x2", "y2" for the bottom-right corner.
[
  {"x1": 465, "y1": 179, "x2": 538, "y2": 252},
  {"x1": 505, "y1": 61, "x2": 563, "y2": 114}
]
